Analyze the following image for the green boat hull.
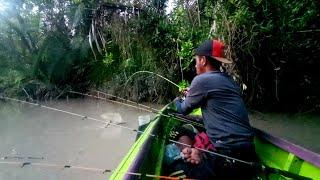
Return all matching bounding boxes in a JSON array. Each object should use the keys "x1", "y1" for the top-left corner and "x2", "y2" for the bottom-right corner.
[{"x1": 110, "y1": 107, "x2": 320, "y2": 180}]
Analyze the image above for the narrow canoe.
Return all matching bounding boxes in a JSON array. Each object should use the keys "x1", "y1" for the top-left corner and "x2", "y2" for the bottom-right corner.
[{"x1": 110, "y1": 105, "x2": 320, "y2": 180}]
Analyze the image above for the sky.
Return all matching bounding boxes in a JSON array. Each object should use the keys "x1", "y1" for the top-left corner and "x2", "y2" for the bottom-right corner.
[
  {"x1": 165, "y1": 0, "x2": 176, "y2": 15},
  {"x1": 0, "y1": 0, "x2": 176, "y2": 15},
  {"x1": 0, "y1": 0, "x2": 9, "y2": 12}
]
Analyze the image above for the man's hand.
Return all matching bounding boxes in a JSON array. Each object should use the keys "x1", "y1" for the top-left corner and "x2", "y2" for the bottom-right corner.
[{"x1": 180, "y1": 87, "x2": 190, "y2": 97}]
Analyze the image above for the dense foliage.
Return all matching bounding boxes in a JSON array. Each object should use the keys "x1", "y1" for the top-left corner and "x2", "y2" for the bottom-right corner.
[{"x1": 0, "y1": 0, "x2": 319, "y2": 112}]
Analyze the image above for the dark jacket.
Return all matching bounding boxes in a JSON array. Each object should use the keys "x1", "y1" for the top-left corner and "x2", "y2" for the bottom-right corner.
[{"x1": 175, "y1": 71, "x2": 254, "y2": 149}]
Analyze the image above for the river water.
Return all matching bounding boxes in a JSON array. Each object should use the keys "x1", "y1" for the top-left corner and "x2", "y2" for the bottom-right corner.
[
  {"x1": 249, "y1": 112, "x2": 320, "y2": 153},
  {"x1": 0, "y1": 98, "x2": 156, "y2": 180},
  {"x1": 1, "y1": 98, "x2": 319, "y2": 180}
]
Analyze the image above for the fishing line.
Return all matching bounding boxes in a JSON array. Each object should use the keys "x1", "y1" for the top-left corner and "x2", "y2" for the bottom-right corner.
[
  {"x1": 0, "y1": 96, "x2": 311, "y2": 180},
  {"x1": 168, "y1": 140, "x2": 253, "y2": 165},
  {"x1": 92, "y1": 90, "x2": 156, "y2": 111},
  {"x1": 1, "y1": 96, "x2": 313, "y2": 180},
  {"x1": 69, "y1": 90, "x2": 155, "y2": 113},
  {"x1": 0, "y1": 161, "x2": 197, "y2": 180},
  {"x1": 0, "y1": 96, "x2": 253, "y2": 166},
  {"x1": 1, "y1": 96, "x2": 141, "y2": 133},
  {"x1": 1, "y1": 156, "x2": 45, "y2": 160},
  {"x1": 124, "y1": 71, "x2": 180, "y2": 89},
  {"x1": 68, "y1": 90, "x2": 204, "y2": 128}
]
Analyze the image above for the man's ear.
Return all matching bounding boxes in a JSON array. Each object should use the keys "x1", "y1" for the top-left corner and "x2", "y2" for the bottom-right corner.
[{"x1": 201, "y1": 56, "x2": 208, "y2": 66}]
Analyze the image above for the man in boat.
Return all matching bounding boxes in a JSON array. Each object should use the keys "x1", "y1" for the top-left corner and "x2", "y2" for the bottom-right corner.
[{"x1": 174, "y1": 39, "x2": 256, "y2": 179}]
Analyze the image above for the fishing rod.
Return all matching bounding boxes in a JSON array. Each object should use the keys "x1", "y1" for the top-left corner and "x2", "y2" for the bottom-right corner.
[
  {"x1": 90, "y1": 70, "x2": 202, "y2": 126},
  {"x1": 91, "y1": 90, "x2": 158, "y2": 111},
  {"x1": 68, "y1": 90, "x2": 155, "y2": 113},
  {"x1": 0, "y1": 161, "x2": 197, "y2": 180},
  {"x1": 68, "y1": 90, "x2": 204, "y2": 128},
  {"x1": 124, "y1": 70, "x2": 180, "y2": 89},
  {"x1": 91, "y1": 90, "x2": 204, "y2": 125},
  {"x1": 0, "y1": 96, "x2": 313, "y2": 180}
]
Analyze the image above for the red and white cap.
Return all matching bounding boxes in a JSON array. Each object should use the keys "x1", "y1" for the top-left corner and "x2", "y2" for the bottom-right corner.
[{"x1": 195, "y1": 39, "x2": 232, "y2": 64}]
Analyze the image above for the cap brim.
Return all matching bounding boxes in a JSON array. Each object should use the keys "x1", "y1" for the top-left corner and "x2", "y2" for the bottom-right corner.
[{"x1": 213, "y1": 56, "x2": 232, "y2": 64}]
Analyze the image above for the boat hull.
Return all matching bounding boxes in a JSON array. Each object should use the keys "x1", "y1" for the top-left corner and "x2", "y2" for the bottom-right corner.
[{"x1": 110, "y1": 107, "x2": 320, "y2": 180}]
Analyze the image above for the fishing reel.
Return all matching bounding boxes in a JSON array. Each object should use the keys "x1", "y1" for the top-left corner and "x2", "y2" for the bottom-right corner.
[{"x1": 178, "y1": 87, "x2": 189, "y2": 100}]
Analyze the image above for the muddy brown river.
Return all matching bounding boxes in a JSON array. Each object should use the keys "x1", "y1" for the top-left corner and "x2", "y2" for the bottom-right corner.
[
  {"x1": 0, "y1": 98, "x2": 155, "y2": 180},
  {"x1": 0, "y1": 98, "x2": 319, "y2": 180}
]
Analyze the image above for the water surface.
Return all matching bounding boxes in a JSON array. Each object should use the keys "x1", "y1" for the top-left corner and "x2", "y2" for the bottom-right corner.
[
  {"x1": 0, "y1": 98, "x2": 154, "y2": 180},
  {"x1": 250, "y1": 113, "x2": 320, "y2": 153},
  {"x1": 1, "y1": 98, "x2": 319, "y2": 180}
]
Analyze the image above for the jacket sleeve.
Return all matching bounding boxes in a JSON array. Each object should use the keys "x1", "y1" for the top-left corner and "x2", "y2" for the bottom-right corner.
[{"x1": 175, "y1": 76, "x2": 206, "y2": 115}]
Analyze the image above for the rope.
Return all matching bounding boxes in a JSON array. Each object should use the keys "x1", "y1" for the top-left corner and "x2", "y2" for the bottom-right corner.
[{"x1": 0, "y1": 96, "x2": 253, "y2": 166}]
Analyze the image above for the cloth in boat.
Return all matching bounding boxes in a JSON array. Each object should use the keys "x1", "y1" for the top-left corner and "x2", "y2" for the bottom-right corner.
[{"x1": 193, "y1": 132, "x2": 215, "y2": 151}]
